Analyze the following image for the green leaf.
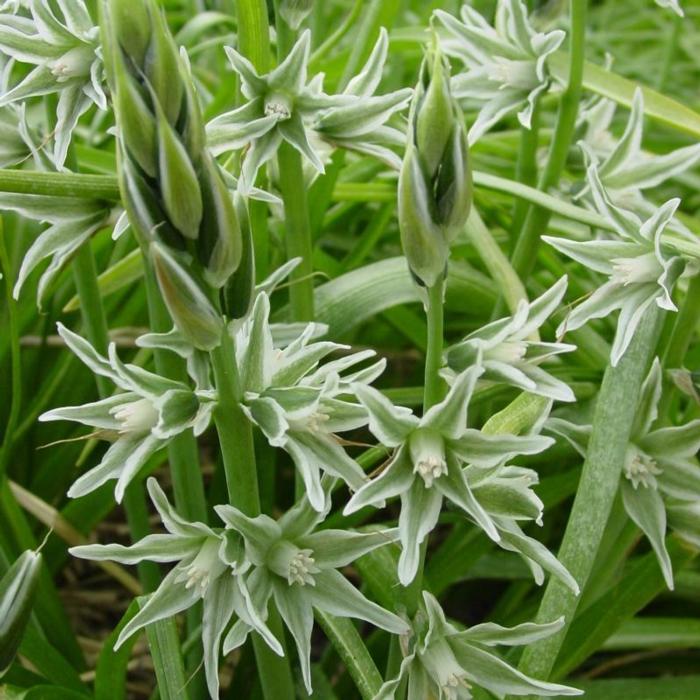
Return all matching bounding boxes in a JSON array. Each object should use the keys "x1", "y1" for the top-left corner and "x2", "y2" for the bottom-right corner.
[
  {"x1": 548, "y1": 52, "x2": 700, "y2": 139},
  {"x1": 94, "y1": 601, "x2": 141, "y2": 700},
  {"x1": 553, "y1": 536, "x2": 698, "y2": 679},
  {"x1": 315, "y1": 611, "x2": 383, "y2": 700}
]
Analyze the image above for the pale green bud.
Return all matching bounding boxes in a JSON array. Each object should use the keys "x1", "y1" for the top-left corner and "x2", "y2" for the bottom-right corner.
[
  {"x1": 197, "y1": 156, "x2": 242, "y2": 289},
  {"x1": 106, "y1": 0, "x2": 151, "y2": 68},
  {"x1": 398, "y1": 43, "x2": 472, "y2": 287},
  {"x1": 146, "y1": 5, "x2": 185, "y2": 126},
  {"x1": 151, "y1": 243, "x2": 223, "y2": 351},
  {"x1": 398, "y1": 143, "x2": 448, "y2": 288},
  {"x1": 279, "y1": 0, "x2": 314, "y2": 30},
  {"x1": 223, "y1": 193, "x2": 255, "y2": 319},
  {"x1": 156, "y1": 101, "x2": 203, "y2": 240}
]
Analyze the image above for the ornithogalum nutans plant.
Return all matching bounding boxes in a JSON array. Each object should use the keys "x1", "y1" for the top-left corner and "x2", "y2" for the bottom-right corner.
[{"x1": 1, "y1": 1, "x2": 700, "y2": 699}]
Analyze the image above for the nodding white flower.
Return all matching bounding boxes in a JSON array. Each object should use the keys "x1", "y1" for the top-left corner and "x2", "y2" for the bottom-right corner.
[
  {"x1": 544, "y1": 165, "x2": 683, "y2": 367},
  {"x1": 345, "y1": 367, "x2": 577, "y2": 592},
  {"x1": 576, "y1": 89, "x2": 700, "y2": 238},
  {"x1": 216, "y1": 484, "x2": 407, "y2": 695},
  {"x1": 375, "y1": 592, "x2": 582, "y2": 700},
  {"x1": 435, "y1": 1, "x2": 565, "y2": 144},
  {"x1": 445, "y1": 276, "x2": 576, "y2": 403},
  {"x1": 233, "y1": 292, "x2": 386, "y2": 511},
  {"x1": 70, "y1": 478, "x2": 277, "y2": 700},
  {"x1": 207, "y1": 29, "x2": 411, "y2": 191},
  {"x1": 547, "y1": 358, "x2": 700, "y2": 589},
  {"x1": 0, "y1": 0, "x2": 106, "y2": 167},
  {"x1": 39, "y1": 324, "x2": 215, "y2": 503}
]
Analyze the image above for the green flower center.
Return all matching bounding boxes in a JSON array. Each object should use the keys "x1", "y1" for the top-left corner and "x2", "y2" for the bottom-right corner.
[
  {"x1": 49, "y1": 45, "x2": 95, "y2": 81},
  {"x1": 409, "y1": 429, "x2": 448, "y2": 488},
  {"x1": 264, "y1": 92, "x2": 293, "y2": 120},
  {"x1": 268, "y1": 540, "x2": 320, "y2": 586},
  {"x1": 111, "y1": 398, "x2": 158, "y2": 434},
  {"x1": 485, "y1": 339, "x2": 528, "y2": 364},
  {"x1": 611, "y1": 252, "x2": 660, "y2": 286},
  {"x1": 177, "y1": 538, "x2": 226, "y2": 591},
  {"x1": 420, "y1": 636, "x2": 470, "y2": 700},
  {"x1": 623, "y1": 444, "x2": 662, "y2": 489}
]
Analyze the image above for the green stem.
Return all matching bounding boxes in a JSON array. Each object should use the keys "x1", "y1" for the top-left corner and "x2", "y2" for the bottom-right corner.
[
  {"x1": 400, "y1": 281, "x2": 446, "y2": 617},
  {"x1": 72, "y1": 237, "x2": 163, "y2": 592},
  {"x1": 72, "y1": 243, "x2": 111, "y2": 396},
  {"x1": 309, "y1": 0, "x2": 363, "y2": 68},
  {"x1": 316, "y1": 612, "x2": 383, "y2": 700},
  {"x1": 0, "y1": 168, "x2": 119, "y2": 199},
  {"x1": 465, "y1": 209, "x2": 527, "y2": 315},
  {"x1": 509, "y1": 0, "x2": 587, "y2": 283},
  {"x1": 0, "y1": 218, "x2": 21, "y2": 479},
  {"x1": 209, "y1": 327, "x2": 296, "y2": 698},
  {"x1": 234, "y1": 0, "x2": 271, "y2": 72},
  {"x1": 423, "y1": 281, "x2": 446, "y2": 410},
  {"x1": 277, "y1": 141, "x2": 315, "y2": 322},
  {"x1": 516, "y1": 305, "x2": 662, "y2": 686},
  {"x1": 658, "y1": 272, "x2": 700, "y2": 418},
  {"x1": 662, "y1": 272, "x2": 700, "y2": 370},
  {"x1": 510, "y1": 101, "x2": 541, "y2": 244},
  {"x1": 209, "y1": 330, "x2": 259, "y2": 512},
  {"x1": 142, "y1": 265, "x2": 208, "y2": 524}
]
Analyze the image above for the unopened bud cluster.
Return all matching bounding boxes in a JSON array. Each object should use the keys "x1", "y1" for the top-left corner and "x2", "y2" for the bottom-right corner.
[
  {"x1": 398, "y1": 45, "x2": 472, "y2": 288},
  {"x1": 102, "y1": 0, "x2": 247, "y2": 348}
]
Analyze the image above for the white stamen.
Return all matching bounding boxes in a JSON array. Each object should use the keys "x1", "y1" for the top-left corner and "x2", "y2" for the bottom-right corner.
[
  {"x1": 409, "y1": 429, "x2": 448, "y2": 488},
  {"x1": 49, "y1": 46, "x2": 94, "y2": 81},
  {"x1": 268, "y1": 541, "x2": 320, "y2": 586},
  {"x1": 623, "y1": 445, "x2": 663, "y2": 489},
  {"x1": 611, "y1": 252, "x2": 660, "y2": 286},
  {"x1": 487, "y1": 58, "x2": 537, "y2": 90},
  {"x1": 485, "y1": 340, "x2": 528, "y2": 364},
  {"x1": 175, "y1": 538, "x2": 225, "y2": 592},
  {"x1": 110, "y1": 398, "x2": 158, "y2": 434},
  {"x1": 264, "y1": 93, "x2": 292, "y2": 120}
]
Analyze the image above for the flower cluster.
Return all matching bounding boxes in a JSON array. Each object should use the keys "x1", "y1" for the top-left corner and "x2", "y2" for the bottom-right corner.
[
  {"x1": 548, "y1": 357, "x2": 700, "y2": 589},
  {"x1": 546, "y1": 164, "x2": 683, "y2": 366},
  {"x1": 435, "y1": 0, "x2": 565, "y2": 144},
  {"x1": 0, "y1": 0, "x2": 105, "y2": 167},
  {"x1": 207, "y1": 29, "x2": 412, "y2": 192}
]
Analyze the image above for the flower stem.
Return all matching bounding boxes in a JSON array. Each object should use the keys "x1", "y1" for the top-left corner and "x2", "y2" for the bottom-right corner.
[
  {"x1": 277, "y1": 141, "x2": 316, "y2": 322},
  {"x1": 509, "y1": 0, "x2": 587, "y2": 283},
  {"x1": 516, "y1": 305, "x2": 662, "y2": 687},
  {"x1": 209, "y1": 329, "x2": 259, "y2": 513},
  {"x1": 0, "y1": 168, "x2": 119, "y2": 199},
  {"x1": 423, "y1": 280, "x2": 446, "y2": 410},
  {"x1": 209, "y1": 326, "x2": 297, "y2": 698},
  {"x1": 0, "y1": 218, "x2": 21, "y2": 480},
  {"x1": 662, "y1": 272, "x2": 700, "y2": 371},
  {"x1": 234, "y1": 0, "x2": 271, "y2": 72},
  {"x1": 465, "y1": 209, "x2": 527, "y2": 315}
]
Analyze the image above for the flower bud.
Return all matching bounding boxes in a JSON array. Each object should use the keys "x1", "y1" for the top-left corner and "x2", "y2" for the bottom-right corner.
[
  {"x1": 398, "y1": 44, "x2": 472, "y2": 287},
  {"x1": 106, "y1": 0, "x2": 151, "y2": 68},
  {"x1": 223, "y1": 193, "x2": 255, "y2": 319},
  {"x1": 0, "y1": 551, "x2": 42, "y2": 677},
  {"x1": 279, "y1": 0, "x2": 314, "y2": 30},
  {"x1": 146, "y1": 5, "x2": 185, "y2": 126},
  {"x1": 156, "y1": 101, "x2": 203, "y2": 240},
  {"x1": 197, "y1": 155, "x2": 242, "y2": 289},
  {"x1": 151, "y1": 243, "x2": 223, "y2": 351}
]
